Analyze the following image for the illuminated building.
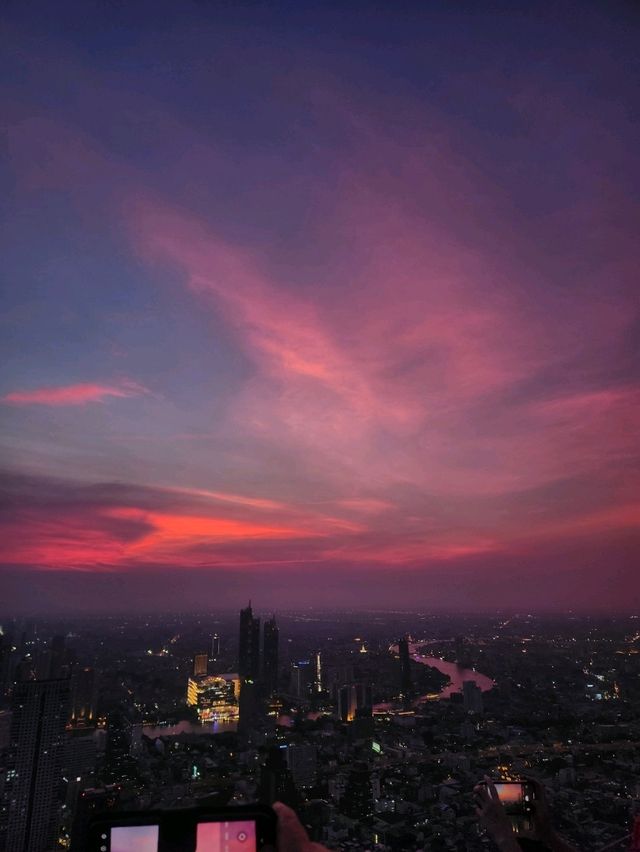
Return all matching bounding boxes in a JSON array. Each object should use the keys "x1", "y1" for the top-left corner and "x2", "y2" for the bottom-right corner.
[
  {"x1": 238, "y1": 603, "x2": 260, "y2": 681},
  {"x1": 262, "y1": 616, "x2": 279, "y2": 697},
  {"x1": 186, "y1": 673, "x2": 240, "y2": 721},
  {"x1": 338, "y1": 684, "x2": 358, "y2": 722},
  {"x1": 193, "y1": 652, "x2": 208, "y2": 677},
  {"x1": 0, "y1": 677, "x2": 71, "y2": 852},
  {"x1": 312, "y1": 650, "x2": 322, "y2": 693},
  {"x1": 70, "y1": 667, "x2": 97, "y2": 725},
  {"x1": 338, "y1": 682, "x2": 372, "y2": 723}
]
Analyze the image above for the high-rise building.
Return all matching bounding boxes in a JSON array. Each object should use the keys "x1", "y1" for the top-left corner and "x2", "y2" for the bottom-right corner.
[
  {"x1": 259, "y1": 746, "x2": 299, "y2": 809},
  {"x1": 342, "y1": 762, "x2": 373, "y2": 819},
  {"x1": 210, "y1": 633, "x2": 221, "y2": 661},
  {"x1": 104, "y1": 708, "x2": 142, "y2": 784},
  {"x1": 311, "y1": 650, "x2": 322, "y2": 693},
  {"x1": 262, "y1": 616, "x2": 279, "y2": 697},
  {"x1": 238, "y1": 678, "x2": 259, "y2": 735},
  {"x1": 0, "y1": 677, "x2": 71, "y2": 852},
  {"x1": 398, "y1": 636, "x2": 413, "y2": 697},
  {"x1": 338, "y1": 684, "x2": 358, "y2": 722},
  {"x1": 70, "y1": 667, "x2": 97, "y2": 726},
  {"x1": 186, "y1": 674, "x2": 240, "y2": 722},
  {"x1": 285, "y1": 743, "x2": 317, "y2": 789},
  {"x1": 193, "y1": 653, "x2": 208, "y2": 677},
  {"x1": 462, "y1": 680, "x2": 483, "y2": 713},
  {"x1": 289, "y1": 661, "x2": 312, "y2": 700},
  {"x1": 238, "y1": 603, "x2": 260, "y2": 681}
]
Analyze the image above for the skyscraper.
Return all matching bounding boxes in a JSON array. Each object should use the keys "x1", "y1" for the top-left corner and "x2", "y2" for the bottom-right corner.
[
  {"x1": 210, "y1": 633, "x2": 221, "y2": 661},
  {"x1": 0, "y1": 678, "x2": 71, "y2": 852},
  {"x1": 312, "y1": 650, "x2": 322, "y2": 693},
  {"x1": 262, "y1": 616, "x2": 279, "y2": 697},
  {"x1": 238, "y1": 603, "x2": 260, "y2": 681},
  {"x1": 398, "y1": 636, "x2": 413, "y2": 697},
  {"x1": 289, "y1": 661, "x2": 312, "y2": 700}
]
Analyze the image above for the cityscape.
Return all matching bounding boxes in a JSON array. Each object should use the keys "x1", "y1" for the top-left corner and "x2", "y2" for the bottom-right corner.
[
  {"x1": 1, "y1": 607, "x2": 639, "y2": 850},
  {"x1": 2, "y1": 1, "x2": 640, "y2": 850}
]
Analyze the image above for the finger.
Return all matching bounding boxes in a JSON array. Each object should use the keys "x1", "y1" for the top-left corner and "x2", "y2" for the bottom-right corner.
[
  {"x1": 273, "y1": 801, "x2": 311, "y2": 852},
  {"x1": 475, "y1": 784, "x2": 491, "y2": 804},
  {"x1": 484, "y1": 776, "x2": 500, "y2": 802}
]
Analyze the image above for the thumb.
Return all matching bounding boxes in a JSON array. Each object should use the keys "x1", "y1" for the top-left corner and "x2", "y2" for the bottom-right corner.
[{"x1": 273, "y1": 801, "x2": 311, "y2": 852}]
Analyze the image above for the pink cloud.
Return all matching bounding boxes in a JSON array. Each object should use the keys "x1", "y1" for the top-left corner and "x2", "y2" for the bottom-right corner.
[{"x1": 2, "y1": 380, "x2": 149, "y2": 406}]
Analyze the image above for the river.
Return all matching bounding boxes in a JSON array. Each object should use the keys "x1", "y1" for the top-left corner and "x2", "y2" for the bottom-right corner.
[
  {"x1": 410, "y1": 643, "x2": 494, "y2": 699},
  {"x1": 374, "y1": 641, "x2": 494, "y2": 712},
  {"x1": 143, "y1": 719, "x2": 237, "y2": 737}
]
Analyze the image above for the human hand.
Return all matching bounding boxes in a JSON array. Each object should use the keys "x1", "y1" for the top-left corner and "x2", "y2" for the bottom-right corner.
[
  {"x1": 273, "y1": 802, "x2": 331, "y2": 852},
  {"x1": 473, "y1": 778, "x2": 521, "y2": 852}
]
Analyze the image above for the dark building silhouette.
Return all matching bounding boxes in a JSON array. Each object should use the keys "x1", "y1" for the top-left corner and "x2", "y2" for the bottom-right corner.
[
  {"x1": 398, "y1": 636, "x2": 413, "y2": 697},
  {"x1": 285, "y1": 742, "x2": 317, "y2": 789},
  {"x1": 463, "y1": 679, "x2": 484, "y2": 713},
  {"x1": 105, "y1": 708, "x2": 141, "y2": 784},
  {"x1": 238, "y1": 678, "x2": 259, "y2": 736},
  {"x1": 262, "y1": 616, "x2": 279, "y2": 696},
  {"x1": 342, "y1": 761, "x2": 373, "y2": 820},
  {"x1": 69, "y1": 785, "x2": 121, "y2": 852},
  {"x1": 0, "y1": 677, "x2": 71, "y2": 852},
  {"x1": 259, "y1": 745, "x2": 299, "y2": 809},
  {"x1": 238, "y1": 603, "x2": 260, "y2": 681},
  {"x1": 290, "y1": 660, "x2": 312, "y2": 700},
  {"x1": 210, "y1": 632, "x2": 221, "y2": 661}
]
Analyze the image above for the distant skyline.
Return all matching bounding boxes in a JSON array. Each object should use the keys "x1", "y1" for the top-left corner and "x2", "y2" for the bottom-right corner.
[{"x1": 1, "y1": 1, "x2": 639, "y2": 613}]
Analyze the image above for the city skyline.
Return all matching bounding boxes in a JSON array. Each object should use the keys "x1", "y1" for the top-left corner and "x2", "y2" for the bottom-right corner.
[{"x1": 2, "y1": 1, "x2": 639, "y2": 613}]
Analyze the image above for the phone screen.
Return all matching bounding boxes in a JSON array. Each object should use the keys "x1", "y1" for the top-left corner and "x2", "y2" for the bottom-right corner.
[
  {"x1": 110, "y1": 824, "x2": 159, "y2": 852},
  {"x1": 494, "y1": 782, "x2": 532, "y2": 815},
  {"x1": 196, "y1": 820, "x2": 257, "y2": 852}
]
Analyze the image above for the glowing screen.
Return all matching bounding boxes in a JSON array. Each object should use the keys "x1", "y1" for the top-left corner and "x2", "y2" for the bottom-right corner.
[
  {"x1": 110, "y1": 824, "x2": 159, "y2": 852},
  {"x1": 196, "y1": 820, "x2": 256, "y2": 851}
]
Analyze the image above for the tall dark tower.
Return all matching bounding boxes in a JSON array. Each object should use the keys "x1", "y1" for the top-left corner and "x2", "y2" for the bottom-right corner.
[
  {"x1": 262, "y1": 616, "x2": 279, "y2": 697},
  {"x1": 238, "y1": 603, "x2": 260, "y2": 681},
  {"x1": 398, "y1": 636, "x2": 413, "y2": 697},
  {"x1": 210, "y1": 633, "x2": 221, "y2": 661},
  {"x1": 0, "y1": 678, "x2": 71, "y2": 852}
]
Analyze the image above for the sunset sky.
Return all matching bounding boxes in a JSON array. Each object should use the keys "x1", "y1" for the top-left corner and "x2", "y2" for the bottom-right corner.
[{"x1": 2, "y1": 1, "x2": 639, "y2": 613}]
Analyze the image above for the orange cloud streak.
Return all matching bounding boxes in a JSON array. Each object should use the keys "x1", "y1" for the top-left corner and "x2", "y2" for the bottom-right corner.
[{"x1": 2, "y1": 380, "x2": 148, "y2": 406}]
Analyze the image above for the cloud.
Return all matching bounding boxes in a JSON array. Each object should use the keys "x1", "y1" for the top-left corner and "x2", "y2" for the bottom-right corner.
[{"x1": 2, "y1": 380, "x2": 149, "y2": 406}]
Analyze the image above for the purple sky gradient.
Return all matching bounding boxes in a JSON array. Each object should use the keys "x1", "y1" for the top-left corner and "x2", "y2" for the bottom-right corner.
[{"x1": 1, "y1": 1, "x2": 639, "y2": 613}]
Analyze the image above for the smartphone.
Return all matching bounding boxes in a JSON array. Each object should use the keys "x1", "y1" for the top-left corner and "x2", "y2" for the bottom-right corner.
[
  {"x1": 492, "y1": 780, "x2": 535, "y2": 816},
  {"x1": 88, "y1": 805, "x2": 277, "y2": 852}
]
